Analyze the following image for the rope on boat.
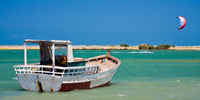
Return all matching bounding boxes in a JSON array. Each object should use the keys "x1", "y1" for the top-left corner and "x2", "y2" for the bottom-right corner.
[{"x1": 121, "y1": 64, "x2": 134, "y2": 77}]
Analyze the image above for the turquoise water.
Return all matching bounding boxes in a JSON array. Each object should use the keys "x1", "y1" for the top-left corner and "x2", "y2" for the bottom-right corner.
[{"x1": 0, "y1": 50, "x2": 200, "y2": 100}]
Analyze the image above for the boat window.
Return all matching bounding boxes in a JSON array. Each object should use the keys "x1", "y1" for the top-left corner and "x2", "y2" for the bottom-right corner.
[{"x1": 55, "y1": 47, "x2": 67, "y2": 56}]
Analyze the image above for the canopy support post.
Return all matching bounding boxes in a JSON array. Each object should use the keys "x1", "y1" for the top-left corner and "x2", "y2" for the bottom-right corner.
[
  {"x1": 52, "y1": 43, "x2": 55, "y2": 76},
  {"x1": 24, "y1": 41, "x2": 27, "y2": 66},
  {"x1": 67, "y1": 43, "x2": 73, "y2": 62}
]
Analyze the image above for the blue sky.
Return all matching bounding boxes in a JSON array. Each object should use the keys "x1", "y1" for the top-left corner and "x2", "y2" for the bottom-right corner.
[{"x1": 0, "y1": 0, "x2": 200, "y2": 46}]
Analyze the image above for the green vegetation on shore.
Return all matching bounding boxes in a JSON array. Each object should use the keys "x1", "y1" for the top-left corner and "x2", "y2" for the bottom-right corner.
[
  {"x1": 139, "y1": 44, "x2": 171, "y2": 50},
  {"x1": 120, "y1": 44, "x2": 129, "y2": 47},
  {"x1": 155, "y1": 44, "x2": 171, "y2": 50}
]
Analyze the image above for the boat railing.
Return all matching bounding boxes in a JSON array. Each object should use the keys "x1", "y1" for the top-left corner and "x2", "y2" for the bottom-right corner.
[{"x1": 13, "y1": 64, "x2": 100, "y2": 77}]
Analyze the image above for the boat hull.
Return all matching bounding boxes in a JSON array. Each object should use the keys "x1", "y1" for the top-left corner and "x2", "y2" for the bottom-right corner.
[
  {"x1": 59, "y1": 75, "x2": 112, "y2": 91},
  {"x1": 16, "y1": 67, "x2": 117, "y2": 92}
]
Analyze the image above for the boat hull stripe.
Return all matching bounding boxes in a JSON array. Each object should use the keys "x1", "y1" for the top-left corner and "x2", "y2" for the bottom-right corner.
[{"x1": 59, "y1": 81, "x2": 110, "y2": 91}]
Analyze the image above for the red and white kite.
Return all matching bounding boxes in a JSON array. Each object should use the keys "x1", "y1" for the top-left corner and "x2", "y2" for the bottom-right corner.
[{"x1": 177, "y1": 16, "x2": 186, "y2": 30}]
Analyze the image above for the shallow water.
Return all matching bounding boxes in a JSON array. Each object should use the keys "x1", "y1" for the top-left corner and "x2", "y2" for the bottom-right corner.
[{"x1": 0, "y1": 50, "x2": 200, "y2": 100}]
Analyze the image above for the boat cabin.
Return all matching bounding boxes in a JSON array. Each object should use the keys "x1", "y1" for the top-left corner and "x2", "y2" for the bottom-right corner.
[{"x1": 24, "y1": 39, "x2": 84, "y2": 67}]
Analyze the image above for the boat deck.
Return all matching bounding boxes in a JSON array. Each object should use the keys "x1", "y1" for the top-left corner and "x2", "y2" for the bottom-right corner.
[
  {"x1": 85, "y1": 55, "x2": 120, "y2": 73},
  {"x1": 86, "y1": 60, "x2": 116, "y2": 72}
]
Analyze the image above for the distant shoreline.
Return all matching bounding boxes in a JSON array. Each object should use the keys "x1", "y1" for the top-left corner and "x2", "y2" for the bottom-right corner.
[{"x1": 0, "y1": 45, "x2": 200, "y2": 50}]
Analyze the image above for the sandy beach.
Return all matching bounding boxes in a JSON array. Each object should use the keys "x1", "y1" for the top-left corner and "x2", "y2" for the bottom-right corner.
[{"x1": 0, "y1": 45, "x2": 200, "y2": 50}]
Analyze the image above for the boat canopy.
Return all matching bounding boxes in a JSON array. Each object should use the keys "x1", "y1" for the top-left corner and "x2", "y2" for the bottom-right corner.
[
  {"x1": 24, "y1": 39, "x2": 74, "y2": 66},
  {"x1": 25, "y1": 39, "x2": 71, "y2": 45}
]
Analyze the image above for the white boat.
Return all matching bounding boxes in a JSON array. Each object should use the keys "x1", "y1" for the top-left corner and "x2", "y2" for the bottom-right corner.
[{"x1": 13, "y1": 39, "x2": 121, "y2": 92}]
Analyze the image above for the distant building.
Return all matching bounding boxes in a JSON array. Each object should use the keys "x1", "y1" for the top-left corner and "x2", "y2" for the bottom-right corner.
[{"x1": 139, "y1": 44, "x2": 149, "y2": 47}]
